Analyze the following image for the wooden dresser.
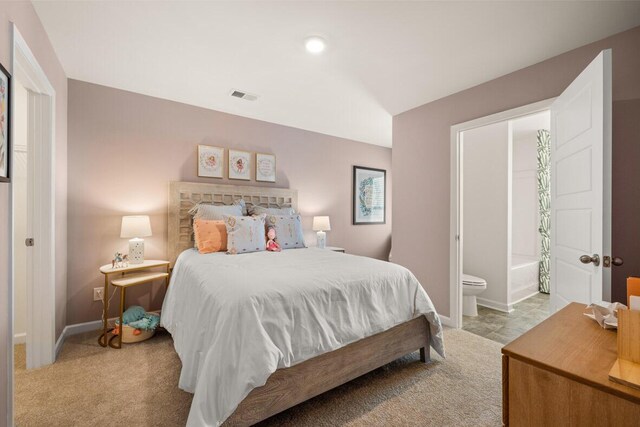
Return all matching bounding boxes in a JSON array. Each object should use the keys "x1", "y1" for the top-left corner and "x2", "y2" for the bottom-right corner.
[{"x1": 502, "y1": 303, "x2": 640, "y2": 426}]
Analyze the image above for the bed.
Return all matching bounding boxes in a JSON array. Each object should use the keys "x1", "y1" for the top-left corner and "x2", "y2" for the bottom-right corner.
[{"x1": 162, "y1": 181, "x2": 445, "y2": 426}]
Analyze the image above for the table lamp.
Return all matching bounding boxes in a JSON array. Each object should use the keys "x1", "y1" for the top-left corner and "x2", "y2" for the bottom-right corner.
[
  {"x1": 312, "y1": 216, "x2": 331, "y2": 249},
  {"x1": 121, "y1": 215, "x2": 152, "y2": 264}
]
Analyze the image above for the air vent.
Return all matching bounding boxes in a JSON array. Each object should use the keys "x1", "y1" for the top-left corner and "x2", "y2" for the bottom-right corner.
[{"x1": 230, "y1": 89, "x2": 258, "y2": 101}]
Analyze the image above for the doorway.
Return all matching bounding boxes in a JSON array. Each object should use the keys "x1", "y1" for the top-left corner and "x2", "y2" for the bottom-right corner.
[
  {"x1": 458, "y1": 110, "x2": 552, "y2": 343},
  {"x1": 449, "y1": 50, "x2": 613, "y2": 337},
  {"x1": 8, "y1": 23, "x2": 57, "y2": 423}
]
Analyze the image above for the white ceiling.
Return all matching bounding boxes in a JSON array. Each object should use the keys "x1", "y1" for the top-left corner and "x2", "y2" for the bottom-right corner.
[{"x1": 33, "y1": 1, "x2": 640, "y2": 147}]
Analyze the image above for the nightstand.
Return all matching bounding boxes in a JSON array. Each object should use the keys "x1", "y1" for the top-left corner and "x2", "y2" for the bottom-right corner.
[
  {"x1": 325, "y1": 246, "x2": 346, "y2": 253},
  {"x1": 98, "y1": 260, "x2": 170, "y2": 349}
]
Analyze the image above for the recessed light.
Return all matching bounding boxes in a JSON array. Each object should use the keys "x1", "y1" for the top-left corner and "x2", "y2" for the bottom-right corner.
[{"x1": 305, "y1": 36, "x2": 326, "y2": 54}]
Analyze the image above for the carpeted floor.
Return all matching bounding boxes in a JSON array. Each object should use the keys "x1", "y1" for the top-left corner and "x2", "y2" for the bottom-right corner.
[{"x1": 15, "y1": 328, "x2": 502, "y2": 426}]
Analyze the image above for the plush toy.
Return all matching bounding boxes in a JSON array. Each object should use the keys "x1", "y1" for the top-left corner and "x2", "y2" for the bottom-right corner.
[
  {"x1": 113, "y1": 305, "x2": 160, "y2": 336},
  {"x1": 266, "y1": 226, "x2": 281, "y2": 252},
  {"x1": 122, "y1": 305, "x2": 146, "y2": 323}
]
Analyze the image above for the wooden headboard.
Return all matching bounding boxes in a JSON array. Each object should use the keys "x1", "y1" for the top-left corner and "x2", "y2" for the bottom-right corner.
[{"x1": 167, "y1": 181, "x2": 298, "y2": 265}]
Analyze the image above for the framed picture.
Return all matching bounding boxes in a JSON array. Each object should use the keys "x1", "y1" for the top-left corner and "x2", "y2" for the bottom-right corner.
[
  {"x1": 255, "y1": 153, "x2": 276, "y2": 182},
  {"x1": 0, "y1": 62, "x2": 11, "y2": 183},
  {"x1": 228, "y1": 149, "x2": 251, "y2": 180},
  {"x1": 353, "y1": 166, "x2": 386, "y2": 225},
  {"x1": 197, "y1": 145, "x2": 224, "y2": 178}
]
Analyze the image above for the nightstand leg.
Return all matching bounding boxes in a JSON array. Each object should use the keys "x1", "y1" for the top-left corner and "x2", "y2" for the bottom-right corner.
[
  {"x1": 118, "y1": 287, "x2": 126, "y2": 349},
  {"x1": 98, "y1": 274, "x2": 109, "y2": 347}
]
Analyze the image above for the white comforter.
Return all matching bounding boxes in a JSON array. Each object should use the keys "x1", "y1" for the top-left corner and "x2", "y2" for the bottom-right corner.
[{"x1": 161, "y1": 248, "x2": 445, "y2": 426}]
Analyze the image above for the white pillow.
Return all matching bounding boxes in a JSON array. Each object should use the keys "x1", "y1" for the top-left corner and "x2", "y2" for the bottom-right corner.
[
  {"x1": 265, "y1": 214, "x2": 306, "y2": 249},
  {"x1": 223, "y1": 214, "x2": 267, "y2": 254}
]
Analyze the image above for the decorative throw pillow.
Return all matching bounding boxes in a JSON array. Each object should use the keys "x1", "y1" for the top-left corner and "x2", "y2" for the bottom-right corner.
[
  {"x1": 193, "y1": 219, "x2": 227, "y2": 253},
  {"x1": 248, "y1": 205, "x2": 295, "y2": 216},
  {"x1": 190, "y1": 203, "x2": 243, "y2": 220},
  {"x1": 265, "y1": 214, "x2": 306, "y2": 249},
  {"x1": 223, "y1": 214, "x2": 267, "y2": 254}
]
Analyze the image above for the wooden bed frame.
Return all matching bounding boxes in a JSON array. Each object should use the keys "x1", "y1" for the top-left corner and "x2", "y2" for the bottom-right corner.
[{"x1": 167, "y1": 181, "x2": 432, "y2": 426}]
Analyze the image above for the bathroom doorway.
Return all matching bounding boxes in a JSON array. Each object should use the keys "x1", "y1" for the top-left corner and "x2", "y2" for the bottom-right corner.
[
  {"x1": 450, "y1": 50, "x2": 613, "y2": 342},
  {"x1": 458, "y1": 110, "x2": 552, "y2": 343}
]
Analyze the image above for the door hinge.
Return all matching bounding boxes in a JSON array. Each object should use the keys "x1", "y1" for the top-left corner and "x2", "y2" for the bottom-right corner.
[{"x1": 25, "y1": 238, "x2": 34, "y2": 247}]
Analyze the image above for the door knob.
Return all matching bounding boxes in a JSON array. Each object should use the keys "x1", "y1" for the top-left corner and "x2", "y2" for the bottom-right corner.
[
  {"x1": 580, "y1": 254, "x2": 600, "y2": 266},
  {"x1": 602, "y1": 256, "x2": 624, "y2": 267},
  {"x1": 603, "y1": 256, "x2": 624, "y2": 267},
  {"x1": 612, "y1": 257, "x2": 624, "y2": 266}
]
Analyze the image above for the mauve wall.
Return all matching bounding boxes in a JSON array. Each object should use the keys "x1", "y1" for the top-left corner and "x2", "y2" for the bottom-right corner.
[
  {"x1": 67, "y1": 80, "x2": 392, "y2": 326},
  {"x1": 393, "y1": 25, "x2": 640, "y2": 317},
  {"x1": 0, "y1": 1, "x2": 68, "y2": 422}
]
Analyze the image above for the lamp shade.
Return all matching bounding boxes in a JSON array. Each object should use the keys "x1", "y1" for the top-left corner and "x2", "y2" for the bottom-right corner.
[
  {"x1": 312, "y1": 216, "x2": 331, "y2": 232},
  {"x1": 120, "y1": 215, "x2": 152, "y2": 238}
]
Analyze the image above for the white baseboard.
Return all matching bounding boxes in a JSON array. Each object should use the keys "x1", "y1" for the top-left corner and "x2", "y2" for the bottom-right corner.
[
  {"x1": 13, "y1": 333, "x2": 26, "y2": 345},
  {"x1": 476, "y1": 297, "x2": 514, "y2": 313},
  {"x1": 55, "y1": 319, "x2": 104, "y2": 359},
  {"x1": 55, "y1": 329, "x2": 65, "y2": 359},
  {"x1": 54, "y1": 311, "x2": 162, "y2": 360},
  {"x1": 510, "y1": 290, "x2": 540, "y2": 306},
  {"x1": 438, "y1": 315, "x2": 455, "y2": 328}
]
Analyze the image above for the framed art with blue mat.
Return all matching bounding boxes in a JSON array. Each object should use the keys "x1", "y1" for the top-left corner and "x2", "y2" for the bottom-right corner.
[{"x1": 352, "y1": 165, "x2": 385, "y2": 225}]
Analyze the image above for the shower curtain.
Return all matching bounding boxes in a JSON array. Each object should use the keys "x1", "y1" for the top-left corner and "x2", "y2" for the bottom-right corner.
[{"x1": 537, "y1": 129, "x2": 551, "y2": 294}]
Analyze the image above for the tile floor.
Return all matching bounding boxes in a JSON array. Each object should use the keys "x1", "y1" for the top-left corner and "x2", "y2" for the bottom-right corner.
[{"x1": 462, "y1": 292, "x2": 550, "y2": 345}]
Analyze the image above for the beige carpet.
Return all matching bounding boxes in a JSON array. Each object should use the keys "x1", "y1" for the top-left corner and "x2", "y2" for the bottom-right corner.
[{"x1": 15, "y1": 328, "x2": 502, "y2": 426}]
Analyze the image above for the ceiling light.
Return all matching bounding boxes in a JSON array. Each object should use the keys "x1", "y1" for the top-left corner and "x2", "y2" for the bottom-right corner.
[{"x1": 305, "y1": 36, "x2": 326, "y2": 54}]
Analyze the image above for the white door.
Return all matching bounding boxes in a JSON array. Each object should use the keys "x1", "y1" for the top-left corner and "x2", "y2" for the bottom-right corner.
[{"x1": 550, "y1": 50, "x2": 612, "y2": 311}]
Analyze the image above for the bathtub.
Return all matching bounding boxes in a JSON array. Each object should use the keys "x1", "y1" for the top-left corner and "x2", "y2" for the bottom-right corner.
[{"x1": 511, "y1": 256, "x2": 540, "y2": 302}]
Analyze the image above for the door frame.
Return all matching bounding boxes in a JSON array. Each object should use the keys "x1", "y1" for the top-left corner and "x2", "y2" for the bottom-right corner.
[
  {"x1": 7, "y1": 23, "x2": 56, "y2": 424},
  {"x1": 449, "y1": 98, "x2": 555, "y2": 329}
]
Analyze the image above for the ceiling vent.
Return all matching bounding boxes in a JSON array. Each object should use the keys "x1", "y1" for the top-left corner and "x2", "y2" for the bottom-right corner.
[{"x1": 230, "y1": 89, "x2": 258, "y2": 101}]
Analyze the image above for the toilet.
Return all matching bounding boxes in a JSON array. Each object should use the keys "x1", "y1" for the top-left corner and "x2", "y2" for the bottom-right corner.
[{"x1": 462, "y1": 273, "x2": 487, "y2": 317}]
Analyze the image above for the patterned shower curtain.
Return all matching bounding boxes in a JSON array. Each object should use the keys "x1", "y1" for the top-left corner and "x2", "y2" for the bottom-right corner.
[{"x1": 537, "y1": 129, "x2": 551, "y2": 294}]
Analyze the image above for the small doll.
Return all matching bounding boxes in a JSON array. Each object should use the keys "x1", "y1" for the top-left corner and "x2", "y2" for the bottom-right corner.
[{"x1": 266, "y1": 226, "x2": 281, "y2": 252}]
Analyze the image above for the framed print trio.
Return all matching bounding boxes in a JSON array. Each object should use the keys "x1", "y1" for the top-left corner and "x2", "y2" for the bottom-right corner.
[
  {"x1": 353, "y1": 166, "x2": 386, "y2": 225},
  {"x1": 197, "y1": 145, "x2": 276, "y2": 182},
  {"x1": 0, "y1": 62, "x2": 11, "y2": 183}
]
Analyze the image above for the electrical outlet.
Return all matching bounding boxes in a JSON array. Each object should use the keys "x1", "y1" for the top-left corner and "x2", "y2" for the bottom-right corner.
[{"x1": 93, "y1": 288, "x2": 104, "y2": 302}]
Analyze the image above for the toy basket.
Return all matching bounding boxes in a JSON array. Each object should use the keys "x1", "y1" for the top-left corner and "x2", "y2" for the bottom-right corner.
[{"x1": 120, "y1": 324, "x2": 155, "y2": 344}]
